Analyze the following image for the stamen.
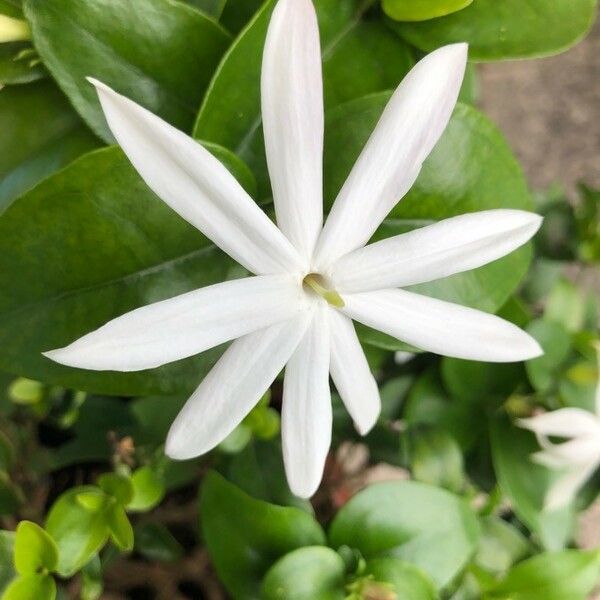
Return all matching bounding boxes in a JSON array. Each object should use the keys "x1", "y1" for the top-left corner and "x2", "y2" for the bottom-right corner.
[{"x1": 303, "y1": 273, "x2": 345, "y2": 308}]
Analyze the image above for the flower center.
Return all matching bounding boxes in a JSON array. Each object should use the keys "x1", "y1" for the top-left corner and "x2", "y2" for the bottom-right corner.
[{"x1": 302, "y1": 273, "x2": 345, "y2": 308}]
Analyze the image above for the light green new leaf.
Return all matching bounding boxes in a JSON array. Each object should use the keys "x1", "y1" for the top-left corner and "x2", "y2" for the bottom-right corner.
[
  {"x1": 383, "y1": 0, "x2": 473, "y2": 22},
  {"x1": 14, "y1": 521, "x2": 58, "y2": 575},
  {"x1": 106, "y1": 505, "x2": 133, "y2": 552},
  {"x1": 24, "y1": 0, "x2": 231, "y2": 141},
  {"x1": 0, "y1": 81, "x2": 99, "y2": 213},
  {"x1": 485, "y1": 550, "x2": 600, "y2": 600},
  {"x1": 363, "y1": 558, "x2": 437, "y2": 599},
  {"x1": 97, "y1": 473, "x2": 133, "y2": 507},
  {"x1": 391, "y1": 0, "x2": 598, "y2": 61},
  {"x1": 329, "y1": 481, "x2": 480, "y2": 589},
  {"x1": 194, "y1": 0, "x2": 413, "y2": 197},
  {"x1": 261, "y1": 547, "x2": 346, "y2": 600},
  {"x1": 0, "y1": 147, "x2": 238, "y2": 396},
  {"x1": 2, "y1": 574, "x2": 56, "y2": 600},
  {"x1": 127, "y1": 466, "x2": 165, "y2": 512},
  {"x1": 200, "y1": 472, "x2": 326, "y2": 599}
]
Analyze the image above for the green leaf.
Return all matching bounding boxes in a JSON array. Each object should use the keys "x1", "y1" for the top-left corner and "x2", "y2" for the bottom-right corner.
[
  {"x1": 383, "y1": 0, "x2": 473, "y2": 21},
  {"x1": 525, "y1": 319, "x2": 572, "y2": 393},
  {"x1": 490, "y1": 416, "x2": 575, "y2": 550},
  {"x1": 219, "y1": 0, "x2": 263, "y2": 33},
  {"x1": 45, "y1": 486, "x2": 110, "y2": 577},
  {"x1": 182, "y1": 0, "x2": 226, "y2": 17},
  {"x1": 200, "y1": 471, "x2": 326, "y2": 599},
  {"x1": 97, "y1": 473, "x2": 133, "y2": 506},
  {"x1": 390, "y1": 0, "x2": 597, "y2": 61},
  {"x1": 545, "y1": 279, "x2": 587, "y2": 333},
  {"x1": 24, "y1": 0, "x2": 231, "y2": 142},
  {"x1": 194, "y1": 0, "x2": 413, "y2": 198},
  {"x1": 106, "y1": 505, "x2": 133, "y2": 551},
  {"x1": 2, "y1": 574, "x2": 56, "y2": 600},
  {"x1": 261, "y1": 547, "x2": 346, "y2": 600},
  {"x1": 0, "y1": 531, "x2": 16, "y2": 594},
  {"x1": 363, "y1": 558, "x2": 437, "y2": 599},
  {"x1": 0, "y1": 1, "x2": 23, "y2": 18},
  {"x1": 0, "y1": 43, "x2": 45, "y2": 85},
  {"x1": 0, "y1": 147, "x2": 233, "y2": 396},
  {"x1": 80, "y1": 556, "x2": 102, "y2": 600},
  {"x1": 329, "y1": 481, "x2": 480, "y2": 588},
  {"x1": 475, "y1": 517, "x2": 530, "y2": 574},
  {"x1": 127, "y1": 466, "x2": 165, "y2": 512},
  {"x1": 0, "y1": 80, "x2": 99, "y2": 213},
  {"x1": 485, "y1": 550, "x2": 600, "y2": 600},
  {"x1": 134, "y1": 523, "x2": 183, "y2": 563},
  {"x1": 14, "y1": 522, "x2": 58, "y2": 575}
]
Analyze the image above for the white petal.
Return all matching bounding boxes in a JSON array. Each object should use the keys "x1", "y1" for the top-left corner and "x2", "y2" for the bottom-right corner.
[
  {"x1": 282, "y1": 304, "x2": 331, "y2": 498},
  {"x1": 535, "y1": 436, "x2": 600, "y2": 467},
  {"x1": 314, "y1": 43, "x2": 468, "y2": 268},
  {"x1": 328, "y1": 308, "x2": 380, "y2": 434},
  {"x1": 518, "y1": 408, "x2": 600, "y2": 440},
  {"x1": 44, "y1": 274, "x2": 307, "y2": 372},
  {"x1": 166, "y1": 313, "x2": 311, "y2": 459},
  {"x1": 330, "y1": 210, "x2": 542, "y2": 293},
  {"x1": 261, "y1": 0, "x2": 323, "y2": 262},
  {"x1": 544, "y1": 461, "x2": 598, "y2": 511},
  {"x1": 342, "y1": 288, "x2": 542, "y2": 362},
  {"x1": 88, "y1": 78, "x2": 304, "y2": 275}
]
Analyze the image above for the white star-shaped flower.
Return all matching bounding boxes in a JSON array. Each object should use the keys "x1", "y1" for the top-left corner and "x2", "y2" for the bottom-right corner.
[
  {"x1": 45, "y1": 0, "x2": 543, "y2": 497},
  {"x1": 519, "y1": 349, "x2": 600, "y2": 511}
]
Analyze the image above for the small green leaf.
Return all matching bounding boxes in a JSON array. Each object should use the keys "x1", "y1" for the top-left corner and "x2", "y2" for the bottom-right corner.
[
  {"x1": 97, "y1": 473, "x2": 133, "y2": 506},
  {"x1": 80, "y1": 556, "x2": 102, "y2": 600},
  {"x1": 383, "y1": 0, "x2": 473, "y2": 21},
  {"x1": 134, "y1": 523, "x2": 183, "y2": 563},
  {"x1": 486, "y1": 550, "x2": 600, "y2": 600},
  {"x1": 0, "y1": 531, "x2": 16, "y2": 594},
  {"x1": 261, "y1": 547, "x2": 345, "y2": 600},
  {"x1": 106, "y1": 506, "x2": 133, "y2": 552},
  {"x1": 545, "y1": 279, "x2": 587, "y2": 333},
  {"x1": 200, "y1": 472, "x2": 326, "y2": 599},
  {"x1": 14, "y1": 522, "x2": 58, "y2": 575},
  {"x1": 2, "y1": 574, "x2": 56, "y2": 600},
  {"x1": 7, "y1": 379, "x2": 43, "y2": 405},
  {"x1": 475, "y1": 517, "x2": 531, "y2": 574},
  {"x1": 362, "y1": 558, "x2": 437, "y2": 599},
  {"x1": 75, "y1": 491, "x2": 107, "y2": 512},
  {"x1": 127, "y1": 466, "x2": 165, "y2": 512}
]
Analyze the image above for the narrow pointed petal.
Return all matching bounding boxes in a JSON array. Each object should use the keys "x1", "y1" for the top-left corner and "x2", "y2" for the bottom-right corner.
[
  {"x1": 342, "y1": 288, "x2": 542, "y2": 362},
  {"x1": 535, "y1": 436, "x2": 600, "y2": 466},
  {"x1": 44, "y1": 275, "x2": 307, "y2": 372},
  {"x1": 519, "y1": 408, "x2": 600, "y2": 439},
  {"x1": 544, "y1": 462, "x2": 598, "y2": 511},
  {"x1": 166, "y1": 313, "x2": 311, "y2": 459},
  {"x1": 331, "y1": 210, "x2": 542, "y2": 293},
  {"x1": 329, "y1": 309, "x2": 380, "y2": 434},
  {"x1": 314, "y1": 43, "x2": 468, "y2": 268},
  {"x1": 282, "y1": 304, "x2": 331, "y2": 498},
  {"x1": 261, "y1": 0, "x2": 323, "y2": 261},
  {"x1": 88, "y1": 79, "x2": 304, "y2": 275}
]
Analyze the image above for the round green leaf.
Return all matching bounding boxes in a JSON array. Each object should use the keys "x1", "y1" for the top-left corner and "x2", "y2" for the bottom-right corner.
[
  {"x1": 97, "y1": 473, "x2": 133, "y2": 506},
  {"x1": 127, "y1": 466, "x2": 165, "y2": 512},
  {"x1": 106, "y1": 505, "x2": 133, "y2": 552},
  {"x1": 261, "y1": 547, "x2": 346, "y2": 600},
  {"x1": 0, "y1": 147, "x2": 235, "y2": 395},
  {"x1": 486, "y1": 550, "x2": 600, "y2": 600},
  {"x1": 14, "y1": 521, "x2": 58, "y2": 575},
  {"x1": 329, "y1": 481, "x2": 480, "y2": 588},
  {"x1": 363, "y1": 558, "x2": 437, "y2": 599},
  {"x1": 200, "y1": 471, "x2": 326, "y2": 599},
  {"x1": 24, "y1": 0, "x2": 231, "y2": 142},
  {"x1": 391, "y1": 0, "x2": 598, "y2": 61},
  {"x1": 0, "y1": 80, "x2": 99, "y2": 213},
  {"x1": 383, "y1": 0, "x2": 473, "y2": 21},
  {"x1": 2, "y1": 574, "x2": 56, "y2": 600},
  {"x1": 45, "y1": 486, "x2": 111, "y2": 577}
]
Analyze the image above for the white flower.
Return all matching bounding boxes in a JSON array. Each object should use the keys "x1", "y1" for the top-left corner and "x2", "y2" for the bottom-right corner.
[
  {"x1": 519, "y1": 350, "x2": 600, "y2": 511},
  {"x1": 44, "y1": 0, "x2": 543, "y2": 497}
]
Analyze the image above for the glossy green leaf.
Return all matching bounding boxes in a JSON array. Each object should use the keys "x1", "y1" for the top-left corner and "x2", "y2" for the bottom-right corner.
[
  {"x1": 261, "y1": 547, "x2": 345, "y2": 600},
  {"x1": 490, "y1": 416, "x2": 575, "y2": 550},
  {"x1": 525, "y1": 319, "x2": 572, "y2": 393},
  {"x1": 383, "y1": 0, "x2": 473, "y2": 21},
  {"x1": 0, "y1": 147, "x2": 234, "y2": 396},
  {"x1": 2, "y1": 574, "x2": 56, "y2": 600},
  {"x1": 194, "y1": 0, "x2": 413, "y2": 197},
  {"x1": 329, "y1": 481, "x2": 480, "y2": 588},
  {"x1": 97, "y1": 473, "x2": 133, "y2": 506},
  {"x1": 0, "y1": 1, "x2": 23, "y2": 18},
  {"x1": 475, "y1": 517, "x2": 530, "y2": 574},
  {"x1": 14, "y1": 521, "x2": 58, "y2": 575},
  {"x1": 0, "y1": 42, "x2": 45, "y2": 85},
  {"x1": 24, "y1": 0, "x2": 231, "y2": 141},
  {"x1": 363, "y1": 558, "x2": 437, "y2": 599},
  {"x1": 200, "y1": 471, "x2": 326, "y2": 599},
  {"x1": 182, "y1": 0, "x2": 226, "y2": 17},
  {"x1": 45, "y1": 486, "x2": 110, "y2": 577},
  {"x1": 486, "y1": 550, "x2": 600, "y2": 600},
  {"x1": 219, "y1": 0, "x2": 263, "y2": 33},
  {"x1": 0, "y1": 80, "x2": 99, "y2": 213},
  {"x1": 127, "y1": 466, "x2": 165, "y2": 512},
  {"x1": 391, "y1": 0, "x2": 598, "y2": 61},
  {"x1": 106, "y1": 505, "x2": 133, "y2": 551},
  {"x1": 134, "y1": 523, "x2": 183, "y2": 563}
]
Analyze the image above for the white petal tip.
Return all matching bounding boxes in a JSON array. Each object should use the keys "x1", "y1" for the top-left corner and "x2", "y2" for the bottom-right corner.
[
  {"x1": 437, "y1": 42, "x2": 469, "y2": 62},
  {"x1": 164, "y1": 431, "x2": 195, "y2": 461},
  {"x1": 355, "y1": 413, "x2": 379, "y2": 436},
  {"x1": 42, "y1": 347, "x2": 75, "y2": 367},
  {"x1": 289, "y1": 478, "x2": 320, "y2": 499},
  {"x1": 523, "y1": 339, "x2": 544, "y2": 360}
]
